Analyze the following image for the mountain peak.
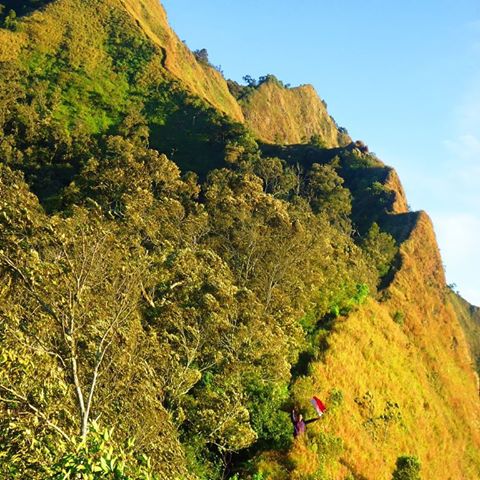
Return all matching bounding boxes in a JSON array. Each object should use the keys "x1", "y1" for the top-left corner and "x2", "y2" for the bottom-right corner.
[{"x1": 238, "y1": 76, "x2": 350, "y2": 146}]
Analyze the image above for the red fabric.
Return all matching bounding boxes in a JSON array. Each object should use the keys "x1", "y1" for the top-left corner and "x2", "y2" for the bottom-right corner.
[{"x1": 311, "y1": 396, "x2": 326, "y2": 415}]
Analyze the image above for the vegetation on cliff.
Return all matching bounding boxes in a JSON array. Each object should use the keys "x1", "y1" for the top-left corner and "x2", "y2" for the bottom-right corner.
[
  {"x1": 234, "y1": 75, "x2": 350, "y2": 147},
  {"x1": 0, "y1": 1, "x2": 479, "y2": 479}
]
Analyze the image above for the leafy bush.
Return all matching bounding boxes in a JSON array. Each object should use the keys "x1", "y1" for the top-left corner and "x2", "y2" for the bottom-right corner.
[
  {"x1": 330, "y1": 283, "x2": 370, "y2": 318},
  {"x1": 361, "y1": 222, "x2": 398, "y2": 279},
  {"x1": 392, "y1": 310, "x2": 405, "y2": 325},
  {"x1": 392, "y1": 455, "x2": 421, "y2": 480},
  {"x1": 50, "y1": 423, "x2": 158, "y2": 480}
]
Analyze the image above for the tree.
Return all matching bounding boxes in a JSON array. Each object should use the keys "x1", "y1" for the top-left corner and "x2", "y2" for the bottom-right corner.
[
  {"x1": 144, "y1": 245, "x2": 290, "y2": 454},
  {"x1": 252, "y1": 157, "x2": 298, "y2": 198},
  {"x1": 309, "y1": 133, "x2": 327, "y2": 149},
  {"x1": 193, "y1": 48, "x2": 210, "y2": 65},
  {"x1": 243, "y1": 75, "x2": 258, "y2": 87},
  {"x1": 3, "y1": 8, "x2": 16, "y2": 29},
  {"x1": 303, "y1": 163, "x2": 352, "y2": 222},
  {"x1": 0, "y1": 206, "x2": 147, "y2": 440},
  {"x1": 49, "y1": 422, "x2": 159, "y2": 479},
  {"x1": 392, "y1": 455, "x2": 421, "y2": 480},
  {"x1": 0, "y1": 167, "x2": 191, "y2": 477},
  {"x1": 361, "y1": 222, "x2": 398, "y2": 279}
]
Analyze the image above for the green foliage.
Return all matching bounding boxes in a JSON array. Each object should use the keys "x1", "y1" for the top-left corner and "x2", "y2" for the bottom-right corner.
[
  {"x1": 0, "y1": 2, "x2": 414, "y2": 478},
  {"x1": 392, "y1": 455, "x2": 421, "y2": 480},
  {"x1": 329, "y1": 283, "x2": 370, "y2": 318},
  {"x1": 228, "y1": 74, "x2": 289, "y2": 101},
  {"x1": 251, "y1": 156, "x2": 298, "y2": 198},
  {"x1": 392, "y1": 310, "x2": 405, "y2": 325},
  {"x1": 194, "y1": 48, "x2": 210, "y2": 64},
  {"x1": 303, "y1": 163, "x2": 352, "y2": 222},
  {"x1": 2, "y1": 8, "x2": 16, "y2": 29},
  {"x1": 361, "y1": 222, "x2": 398, "y2": 279},
  {"x1": 327, "y1": 388, "x2": 344, "y2": 409},
  {"x1": 244, "y1": 377, "x2": 292, "y2": 450},
  {"x1": 309, "y1": 134, "x2": 327, "y2": 149},
  {"x1": 104, "y1": 9, "x2": 156, "y2": 82},
  {"x1": 50, "y1": 423, "x2": 158, "y2": 480}
]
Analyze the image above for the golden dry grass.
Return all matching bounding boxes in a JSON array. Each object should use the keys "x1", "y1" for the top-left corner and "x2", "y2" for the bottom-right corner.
[
  {"x1": 240, "y1": 81, "x2": 345, "y2": 146},
  {"x1": 0, "y1": 29, "x2": 26, "y2": 61},
  {"x1": 262, "y1": 212, "x2": 480, "y2": 479},
  {"x1": 120, "y1": 0, "x2": 244, "y2": 121}
]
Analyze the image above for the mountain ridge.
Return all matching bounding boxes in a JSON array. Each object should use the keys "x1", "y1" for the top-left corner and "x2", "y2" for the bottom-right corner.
[
  {"x1": 0, "y1": 1, "x2": 479, "y2": 478},
  {"x1": 239, "y1": 79, "x2": 350, "y2": 147}
]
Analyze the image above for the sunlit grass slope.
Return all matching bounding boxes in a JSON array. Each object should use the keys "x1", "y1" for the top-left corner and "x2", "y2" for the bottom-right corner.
[
  {"x1": 120, "y1": 0, "x2": 244, "y2": 121},
  {"x1": 239, "y1": 79, "x2": 350, "y2": 147},
  {"x1": 449, "y1": 291, "x2": 480, "y2": 377},
  {"x1": 256, "y1": 212, "x2": 480, "y2": 479}
]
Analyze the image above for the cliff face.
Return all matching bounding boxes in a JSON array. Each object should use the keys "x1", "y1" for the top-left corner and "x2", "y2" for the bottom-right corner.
[
  {"x1": 239, "y1": 80, "x2": 350, "y2": 146},
  {"x1": 384, "y1": 168, "x2": 409, "y2": 214}
]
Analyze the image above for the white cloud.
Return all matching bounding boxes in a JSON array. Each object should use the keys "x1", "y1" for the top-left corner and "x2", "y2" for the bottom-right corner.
[
  {"x1": 461, "y1": 287, "x2": 480, "y2": 306},
  {"x1": 436, "y1": 88, "x2": 480, "y2": 303},
  {"x1": 442, "y1": 135, "x2": 480, "y2": 195}
]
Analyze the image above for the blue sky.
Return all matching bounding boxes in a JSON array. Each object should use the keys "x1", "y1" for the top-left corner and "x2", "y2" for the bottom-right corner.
[{"x1": 162, "y1": 0, "x2": 480, "y2": 305}]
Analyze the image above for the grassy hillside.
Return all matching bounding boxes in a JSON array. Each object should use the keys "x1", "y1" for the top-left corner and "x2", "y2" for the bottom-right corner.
[
  {"x1": 450, "y1": 292, "x2": 480, "y2": 376},
  {"x1": 0, "y1": 0, "x2": 256, "y2": 204},
  {"x1": 238, "y1": 77, "x2": 350, "y2": 147},
  {"x1": 248, "y1": 205, "x2": 480, "y2": 480},
  {"x1": 0, "y1": 1, "x2": 479, "y2": 479},
  {"x1": 119, "y1": 0, "x2": 244, "y2": 121}
]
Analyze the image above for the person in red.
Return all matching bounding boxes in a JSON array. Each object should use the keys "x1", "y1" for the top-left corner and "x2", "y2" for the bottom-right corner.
[{"x1": 291, "y1": 408, "x2": 320, "y2": 437}]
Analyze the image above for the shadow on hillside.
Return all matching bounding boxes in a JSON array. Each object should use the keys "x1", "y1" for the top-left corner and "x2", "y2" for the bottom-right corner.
[
  {"x1": 1, "y1": 0, "x2": 53, "y2": 17},
  {"x1": 146, "y1": 83, "x2": 246, "y2": 178},
  {"x1": 378, "y1": 212, "x2": 420, "y2": 290},
  {"x1": 290, "y1": 316, "x2": 337, "y2": 380},
  {"x1": 340, "y1": 459, "x2": 368, "y2": 480}
]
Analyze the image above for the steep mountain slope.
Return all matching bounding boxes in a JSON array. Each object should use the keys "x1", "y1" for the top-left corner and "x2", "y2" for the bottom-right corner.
[
  {"x1": 119, "y1": 0, "x2": 244, "y2": 121},
  {"x1": 252, "y1": 168, "x2": 480, "y2": 479},
  {"x1": 0, "y1": 1, "x2": 479, "y2": 479},
  {"x1": 0, "y1": 0, "x2": 242, "y2": 121},
  {"x1": 238, "y1": 78, "x2": 350, "y2": 146},
  {"x1": 450, "y1": 292, "x2": 480, "y2": 376},
  {"x1": 0, "y1": 0, "x2": 257, "y2": 204}
]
